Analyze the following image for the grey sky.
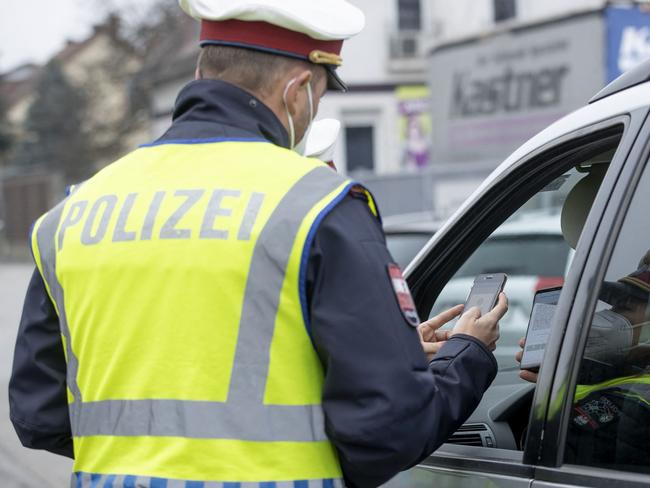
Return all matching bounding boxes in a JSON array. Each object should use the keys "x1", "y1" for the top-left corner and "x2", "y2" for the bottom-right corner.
[{"x1": 0, "y1": 0, "x2": 156, "y2": 72}]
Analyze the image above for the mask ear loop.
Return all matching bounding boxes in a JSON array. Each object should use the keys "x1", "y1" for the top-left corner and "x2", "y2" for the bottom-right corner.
[
  {"x1": 619, "y1": 319, "x2": 650, "y2": 352},
  {"x1": 306, "y1": 81, "x2": 314, "y2": 125},
  {"x1": 283, "y1": 78, "x2": 297, "y2": 148}
]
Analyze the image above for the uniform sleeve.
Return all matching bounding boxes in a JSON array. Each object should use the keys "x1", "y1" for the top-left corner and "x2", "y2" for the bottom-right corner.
[
  {"x1": 307, "y1": 194, "x2": 497, "y2": 488},
  {"x1": 8, "y1": 269, "x2": 73, "y2": 459}
]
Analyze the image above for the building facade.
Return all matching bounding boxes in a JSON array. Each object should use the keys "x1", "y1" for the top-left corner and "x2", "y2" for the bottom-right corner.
[
  {"x1": 315, "y1": 0, "x2": 438, "y2": 176},
  {"x1": 421, "y1": 0, "x2": 650, "y2": 216},
  {"x1": 146, "y1": 1, "x2": 650, "y2": 218}
]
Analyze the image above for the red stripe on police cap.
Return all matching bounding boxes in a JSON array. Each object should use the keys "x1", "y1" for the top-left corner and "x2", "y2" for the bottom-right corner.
[
  {"x1": 387, "y1": 263, "x2": 420, "y2": 327},
  {"x1": 200, "y1": 20, "x2": 344, "y2": 60}
]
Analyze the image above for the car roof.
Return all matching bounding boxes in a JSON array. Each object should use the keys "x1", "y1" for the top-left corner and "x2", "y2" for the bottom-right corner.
[{"x1": 405, "y1": 73, "x2": 650, "y2": 274}]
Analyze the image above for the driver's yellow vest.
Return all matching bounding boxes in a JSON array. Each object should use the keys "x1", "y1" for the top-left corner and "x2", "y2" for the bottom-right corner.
[{"x1": 30, "y1": 140, "x2": 365, "y2": 485}]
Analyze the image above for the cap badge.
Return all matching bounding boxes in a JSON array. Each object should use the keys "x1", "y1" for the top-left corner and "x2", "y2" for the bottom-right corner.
[{"x1": 309, "y1": 50, "x2": 343, "y2": 66}]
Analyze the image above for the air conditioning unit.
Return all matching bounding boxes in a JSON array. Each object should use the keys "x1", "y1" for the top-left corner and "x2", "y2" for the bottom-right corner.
[
  {"x1": 390, "y1": 32, "x2": 422, "y2": 60},
  {"x1": 447, "y1": 423, "x2": 496, "y2": 448}
]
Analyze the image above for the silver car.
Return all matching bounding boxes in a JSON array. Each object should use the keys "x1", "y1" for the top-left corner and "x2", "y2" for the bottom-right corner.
[{"x1": 385, "y1": 60, "x2": 650, "y2": 487}]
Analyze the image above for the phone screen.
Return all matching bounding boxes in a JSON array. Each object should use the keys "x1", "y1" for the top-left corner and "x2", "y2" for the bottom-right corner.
[
  {"x1": 520, "y1": 287, "x2": 562, "y2": 371},
  {"x1": 465, "y1": 273, "x2": 507, "y2": 316},
  {"x1": 466, "y1": 292, "x2": 500, "y2": 316}
]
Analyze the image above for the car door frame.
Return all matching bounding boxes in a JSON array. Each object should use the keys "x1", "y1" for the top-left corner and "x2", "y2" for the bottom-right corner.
[
  {"x1": 406, "y1": 108, "x2": 649, "y2": 484},
  {"x1": 530, "y1": 112, "x2": 650, "y2": 487}
]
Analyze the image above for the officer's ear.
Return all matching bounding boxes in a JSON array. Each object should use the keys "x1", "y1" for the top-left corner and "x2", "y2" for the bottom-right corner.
[{"x1": 284, "y1": 70, "x2": 313, "y2": 117}]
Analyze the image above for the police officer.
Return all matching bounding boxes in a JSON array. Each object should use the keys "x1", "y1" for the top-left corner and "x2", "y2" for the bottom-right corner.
[
  {"x1": 9, "y1": 1, "x2": 507, "y2": 487},
  {"x1": 517, "y1": 252, "x2": 650, "y2": 468}
]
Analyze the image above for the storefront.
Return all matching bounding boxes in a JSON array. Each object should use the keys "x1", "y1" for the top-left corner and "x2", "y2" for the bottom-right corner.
[{"x1": 428, "y1": 4, "x2": 650, "y2": 167}]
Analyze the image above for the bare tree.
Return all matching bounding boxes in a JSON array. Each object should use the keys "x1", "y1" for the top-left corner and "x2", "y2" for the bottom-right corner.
[
  {"x1": 12, "y1": 60, "x2": 92, "y2": 184},
  {"x1": 91, "y1": 0, "x2": 181, "y2": 56},
  {"x1": 0, "y1": 88, "x2": 12, "y2": 163}
]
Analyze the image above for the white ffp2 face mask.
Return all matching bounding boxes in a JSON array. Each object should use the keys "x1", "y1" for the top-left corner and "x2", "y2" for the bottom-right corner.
[
  {"x1": 585, "y1": 309, "x2": 634, "y2": 365},
  {"x1": 282, "y1": 78, "x2": 314, "y2": 156}
]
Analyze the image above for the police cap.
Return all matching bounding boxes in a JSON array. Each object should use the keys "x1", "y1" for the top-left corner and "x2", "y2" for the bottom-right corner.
[{"x1": 179, "y1": 0, "x2": 365, "y2": 92}]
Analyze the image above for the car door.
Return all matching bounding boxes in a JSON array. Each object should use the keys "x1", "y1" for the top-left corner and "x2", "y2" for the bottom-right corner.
[
  {"x1": 530, "y1": 113, "x2": 650, "y2": 487},
  {"x1": 386, "y1": 109, "x2": 650, "y2": 488}
]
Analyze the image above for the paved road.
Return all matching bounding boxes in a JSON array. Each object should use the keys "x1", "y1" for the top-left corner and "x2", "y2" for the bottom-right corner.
[{"x1": 0, "y1": 264, "x2": 73, "y2": 487}]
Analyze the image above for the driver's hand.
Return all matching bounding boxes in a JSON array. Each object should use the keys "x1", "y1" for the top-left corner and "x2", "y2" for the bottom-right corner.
[
  {"x1": 418, "y1": 304, "x2": 464, "y2": 361},
  {"x1": 516, "y1": 337, "x2": 539, "y2": 383},
  {"x1": 451, "y1": 293, "x2": 508, "y2": 351}
]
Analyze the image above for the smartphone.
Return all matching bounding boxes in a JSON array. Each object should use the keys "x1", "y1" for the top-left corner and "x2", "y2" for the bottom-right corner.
[
  {"x1": 464, "y1": 273, "x2": 508, "y2": 316},
  {"x1": 520, "y1": 287, "x2": 562, "y2": 372}
]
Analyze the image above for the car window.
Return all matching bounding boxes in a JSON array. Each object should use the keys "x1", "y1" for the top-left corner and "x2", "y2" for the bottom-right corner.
[
  {"x1": 455, "y1": 235, "x2": 571, "y2": 278},
  {"x1": 386, "y1": 233, "x2": 433, "y2": 269},
  {"x1": 563, "y1": 160, "x2": 650, "y2": 474},
  {"x1": 429, "y1": 146, "x2": 618, "y2": 378}
]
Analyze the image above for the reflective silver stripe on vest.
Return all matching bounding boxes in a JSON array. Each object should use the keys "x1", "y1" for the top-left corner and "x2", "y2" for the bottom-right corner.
[
  {"x1": 70, "y1": 399, "x2": 325, "y2": 441},
  {"x1": 38, "y1": 166, "x2": 348, "y2": 442},
  {"x1": 72, "y1": 473, "x2": 346, "y2": 488},
  {"x1": 35, "y1": 197, "x2": 83, "y2": 410},
  {"x1": 228, "y1": 166, "x2": 346, "y2": 406}
]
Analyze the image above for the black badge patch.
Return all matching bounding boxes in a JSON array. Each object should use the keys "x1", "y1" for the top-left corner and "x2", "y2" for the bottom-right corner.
[
  {"x1": 573, "y1": 396, "x2": 621, "y2": 429},
  {"x1": 387, "y1": 263, "x2": 420, "y2": 327}
]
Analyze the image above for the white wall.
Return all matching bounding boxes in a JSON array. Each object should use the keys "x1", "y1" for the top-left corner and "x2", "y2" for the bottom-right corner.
[
  {"x1": 431, "y1": 0, "x2": 607, "y2": 43},
  {"x1": 518, "y1": 0, "x2": 608, "y2": 22},
  {"x1": 317, "y1": 91, "x2": 401, "y2": 175},
  {"x1": 338, "y1": 0, "x2": 437, "y2": 84},
  {"x1": 150, "y1": 79, "x2": 189, "y2": 139}
]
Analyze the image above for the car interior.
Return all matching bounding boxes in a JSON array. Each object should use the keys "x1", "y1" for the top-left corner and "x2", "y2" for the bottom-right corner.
[{"x1": 424, "y1": 139, "x2": 621, "y2": 452}]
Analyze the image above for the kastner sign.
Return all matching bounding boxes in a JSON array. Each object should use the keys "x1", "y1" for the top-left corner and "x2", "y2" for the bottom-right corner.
[
  {"x1": 429, "y1": 13, "x2": 604, "y2": 165},
  {"x1": 451, "y1": 64, "x2": 568, "y2": 117}
]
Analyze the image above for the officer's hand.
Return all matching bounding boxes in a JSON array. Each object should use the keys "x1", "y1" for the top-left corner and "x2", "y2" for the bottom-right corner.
[
  {"x1": 418, "y1": 304, "x2": 464, "y2": 361},
  {"x1": 516, "y1": 337, "x2": 539, "y2": 383},
  {"x1": 451, "y1": 293, "x2": 508, "y2": 351}
]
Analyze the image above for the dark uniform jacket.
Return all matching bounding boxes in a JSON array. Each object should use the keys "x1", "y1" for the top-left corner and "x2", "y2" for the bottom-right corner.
[
  {"x1": 566, "y1": 375, "x2": 650, "y2": 471},
  {"x1": 9, "y1": 79, "x2": 498, "y2": 487}
]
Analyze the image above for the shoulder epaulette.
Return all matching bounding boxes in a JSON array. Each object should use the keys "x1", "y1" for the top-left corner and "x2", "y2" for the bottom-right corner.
[{"x1": 349, "y1": 184, "x2": 380, "y2": 220}]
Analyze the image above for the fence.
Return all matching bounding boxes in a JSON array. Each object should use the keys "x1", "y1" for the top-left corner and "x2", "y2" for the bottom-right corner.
[{"x1": 0, "y1": 168, "x2": 63, "y2": 260}]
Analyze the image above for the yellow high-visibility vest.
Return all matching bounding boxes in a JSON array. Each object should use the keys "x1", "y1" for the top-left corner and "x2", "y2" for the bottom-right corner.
[
  {"x1": 575, "y1": 374, "x2": 650, "y2": 406},
  {"x1": 31, "y1": 140, "x2": 369, "y2": 485}
]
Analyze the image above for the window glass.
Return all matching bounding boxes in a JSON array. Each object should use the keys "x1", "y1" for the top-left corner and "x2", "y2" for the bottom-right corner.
[
  {"x1": 564, "y1": 160, "x2": 650, "y2": 473},
  {"x1": 398, "y1": 0, "x2": 422, "y2": 31},
  {"x1": 430, "y1": 141, "x2": 620, "y2": 379},
  {"x1": 345, "y1": 126, "x2": 375, "y2": 173},
  {"x1": 386, "y1": 233, "x2": 433, "y2": 269},
  {"x1": 455, "y1": 235, "x2": 570, "y2": 278},
  {"x1": 494, "y1": 0, "x2": 517, "y2": 23}
]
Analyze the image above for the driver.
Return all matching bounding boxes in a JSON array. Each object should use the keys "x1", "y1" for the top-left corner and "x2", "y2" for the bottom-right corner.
[
  {"x1": 517, "y1": 253, "x2": 650, "y2": 468},
  {"x1": 517, "y1": 163, "x2": 650, "y2": 467}
]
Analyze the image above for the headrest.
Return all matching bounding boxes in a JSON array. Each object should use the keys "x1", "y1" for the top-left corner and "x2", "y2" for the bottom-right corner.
[{"x1": 561, "y1": 166, "x2": 606, "y2": 249}]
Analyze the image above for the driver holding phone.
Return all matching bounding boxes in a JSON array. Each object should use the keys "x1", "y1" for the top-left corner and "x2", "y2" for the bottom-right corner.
[{"x1": 517, "y1": 252, "x2": 650, "y2": 468}]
